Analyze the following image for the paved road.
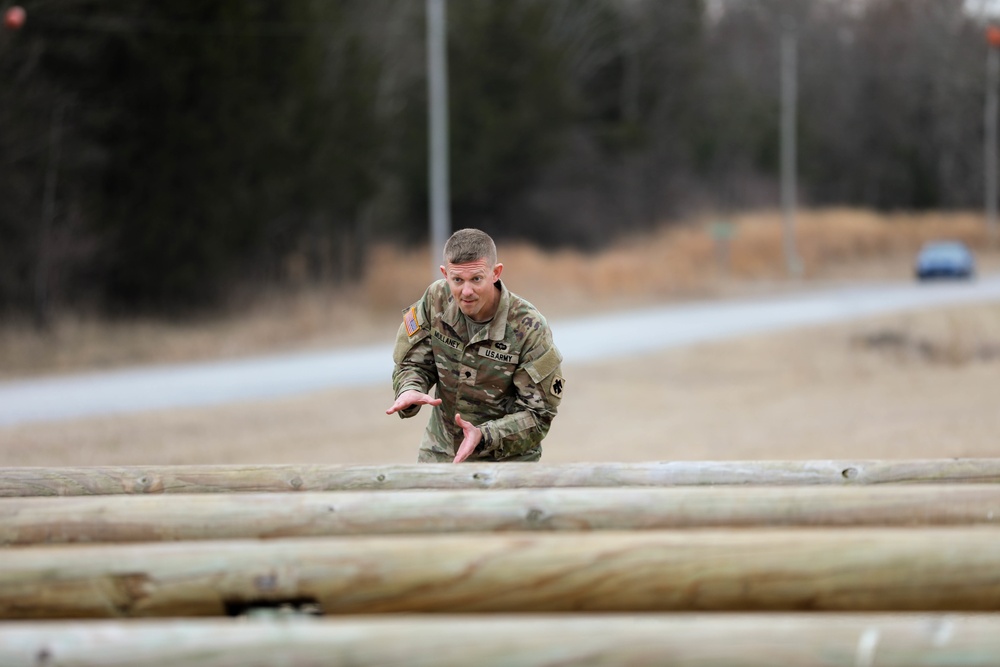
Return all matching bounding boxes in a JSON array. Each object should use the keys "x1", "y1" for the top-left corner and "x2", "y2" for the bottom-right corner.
[{"x1": 2, "y1": 275, "x2": 999, "y2": 426}]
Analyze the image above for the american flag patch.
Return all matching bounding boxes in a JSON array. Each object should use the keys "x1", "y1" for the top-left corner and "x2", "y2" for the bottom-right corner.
[{"x1": 404, "y1": 307, "x2": 420, "y2": 337}]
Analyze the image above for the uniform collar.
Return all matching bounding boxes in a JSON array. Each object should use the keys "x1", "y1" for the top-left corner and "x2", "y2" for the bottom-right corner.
[{"x1": 486, "y1": 281, "x2": 510, "y2": 341}]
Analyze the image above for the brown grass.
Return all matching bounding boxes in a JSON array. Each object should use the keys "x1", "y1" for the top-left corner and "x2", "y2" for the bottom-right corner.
[
  {"x1": 0, "y1": 285, "x2": 391, "y2": 380},
  {"x1": 366, "y1": 207, "x2": 998, "y2": 308},
  {"x1": 2, "y1": 207, "x2": 998, "y2": 380}
]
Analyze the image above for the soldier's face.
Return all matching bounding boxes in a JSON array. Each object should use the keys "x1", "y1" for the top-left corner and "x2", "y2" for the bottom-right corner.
[{"x1": 440, "y1": 258, "x2": 504, "y2": 322}]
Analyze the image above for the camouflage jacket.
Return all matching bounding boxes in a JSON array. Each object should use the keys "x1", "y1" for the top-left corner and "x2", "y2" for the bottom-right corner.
[{"x1": 392, "y1": 279, "x2": 564, "y2": 461}]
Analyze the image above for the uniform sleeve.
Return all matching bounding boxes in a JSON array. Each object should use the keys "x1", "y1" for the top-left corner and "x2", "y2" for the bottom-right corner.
[
  {"x1": 390, "y1": 294, "x2": 437, "y2": 419},
  {"x1": 478, "y1": 328, "x2": 564, "y2": 458}
]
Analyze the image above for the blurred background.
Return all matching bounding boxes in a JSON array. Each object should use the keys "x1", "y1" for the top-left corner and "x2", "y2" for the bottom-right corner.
[
  {"x1": 2, "y1": 0, "x2": 1000, "y2": 466},
  {"x1": 2, "y1": 0, "x2": 999, "y2": 318}
]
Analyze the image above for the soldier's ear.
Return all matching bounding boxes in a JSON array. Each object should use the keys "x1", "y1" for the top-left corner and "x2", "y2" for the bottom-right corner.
[
  {"x1": 492, "y1": 263, "x2": 503, "y2": 281},
  {"x1": 439, "y1": 264, "x2": 448, "y2": 278}
]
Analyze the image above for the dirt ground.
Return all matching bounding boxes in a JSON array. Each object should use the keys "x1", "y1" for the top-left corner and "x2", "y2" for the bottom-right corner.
[{"x1": 3, "y1": 295, "x2": 998, "y2": 467}]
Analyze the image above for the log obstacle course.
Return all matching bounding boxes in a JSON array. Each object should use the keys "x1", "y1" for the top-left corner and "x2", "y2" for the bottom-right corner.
[
  {"x1": 4, "y1": 528, "x2": 1000, "y2": 617},
  {"x1": 3, "y1": 615, "x2": 1000, "y2": 667},
  {"x1": 3, "y1": 460, "x2": 1000, "y2": 665},
  {"x1": 2, "y1": 484, "x2": 1000, "y2": 544},
  {"x1": 6, "y1": 458, "x2": 1000, "y2": 496}
]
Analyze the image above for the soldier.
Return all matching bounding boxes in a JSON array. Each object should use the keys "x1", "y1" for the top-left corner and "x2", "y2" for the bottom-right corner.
[{"x1": 386, "y1": 228, "x2": 564, "y2": 462}]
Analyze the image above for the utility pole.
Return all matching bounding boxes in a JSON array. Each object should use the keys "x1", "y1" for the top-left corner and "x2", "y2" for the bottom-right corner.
[
  {"x1": 985, "y1": 25, "x2": 1000, "y2": 248},
  {"x1": 780, "y1": 16, "x2": 803, "y2": 278},
  {"x1": 427, "y1": 0, "x2": 450, "y2": 276}
]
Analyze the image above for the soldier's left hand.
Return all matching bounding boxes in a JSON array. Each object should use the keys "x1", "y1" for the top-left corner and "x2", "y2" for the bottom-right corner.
[{"x1": 453, "y1": 414, "x2": 482, "y2": 463}]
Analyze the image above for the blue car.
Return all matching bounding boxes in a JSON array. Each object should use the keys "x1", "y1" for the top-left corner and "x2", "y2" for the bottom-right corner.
[{"x1": 914, "y1": 241, "x2": 975, "y2": 281}]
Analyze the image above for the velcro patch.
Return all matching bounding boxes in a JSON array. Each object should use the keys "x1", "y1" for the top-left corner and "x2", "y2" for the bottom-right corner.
[
  {"x1": 404, "y1": 307, "x2": 420, "y2": 337},
  {"x1": 524, "y1": 347, "x2": 562, "y2": 384}
]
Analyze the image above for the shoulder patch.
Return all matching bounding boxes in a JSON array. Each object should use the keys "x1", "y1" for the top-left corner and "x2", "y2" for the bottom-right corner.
[
  {"x1": 550, "y1": 374, "x2": 565, "y2": 397},
  {"x1": 404, "y1": 307, "x2": 420, "y2": 337}
]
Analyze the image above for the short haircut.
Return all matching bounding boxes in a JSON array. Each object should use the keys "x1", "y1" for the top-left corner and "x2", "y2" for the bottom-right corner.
[{"x1": 444, "y1": 228, "x2": 497, "y2": 266}]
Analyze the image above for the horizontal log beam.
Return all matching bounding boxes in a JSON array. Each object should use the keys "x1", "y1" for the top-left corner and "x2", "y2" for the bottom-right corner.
[
  {"x1": 2, "y1": 528, "x2": 1000, "y2": 617},
  {"x1": 4, "y1": 459, "x2": 1000, "y2": 496},
  {"x1": 3, "y1": 485, "x2": 1000, "y2": 545},
  {"x1": 2, "y1": 614, "x2": 1000, "y2": 666}
]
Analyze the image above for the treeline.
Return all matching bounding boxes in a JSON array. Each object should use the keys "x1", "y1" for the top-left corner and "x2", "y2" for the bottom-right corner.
[{"x1": 0, "y1": 0, "x2": 990, "y2": 316}]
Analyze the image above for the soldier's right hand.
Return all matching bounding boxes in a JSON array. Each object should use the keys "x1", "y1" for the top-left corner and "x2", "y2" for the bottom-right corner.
[{"x1": 385, "y1": 389, "x2": 442, "y2": 415}]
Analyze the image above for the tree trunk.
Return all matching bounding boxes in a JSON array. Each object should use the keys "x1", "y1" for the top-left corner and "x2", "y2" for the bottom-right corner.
[
  {"x1": 1, "y1": 614, "x2": 999, "y2": 666},
  {"x1": 4, "y1": 459, "x2": 1000, "y2": 496},
  {"x1": 3, "y1": 528, "x2": 1000, "y2": 617},
  {"x1": 3, "y1": 485, "x2": 1000, "y2": 545}
]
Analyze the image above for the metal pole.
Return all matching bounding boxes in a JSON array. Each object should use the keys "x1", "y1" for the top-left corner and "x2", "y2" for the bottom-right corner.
[
  {"x1": 780, "y1": 17, "x2": 802, "y2": 278},
  {"x1": 427, "y1": 0, "x2": 450, "y2": 276},
  {"x1": 986, "y1": 44, "x2": 999, "y2": 248}
]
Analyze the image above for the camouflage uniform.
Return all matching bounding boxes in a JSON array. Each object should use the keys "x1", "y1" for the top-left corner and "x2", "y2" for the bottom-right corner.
[{"x1": 392, "y1": 278, "x2": 564, "y2": 462}]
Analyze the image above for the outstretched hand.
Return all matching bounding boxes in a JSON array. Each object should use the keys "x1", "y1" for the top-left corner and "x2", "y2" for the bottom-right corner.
[
  {"x1": 385, "y1": 389, "x2": 442, "y2": 415},
  {"x1": 453, "y1": 413, "x2": 483, "y2": 463}
]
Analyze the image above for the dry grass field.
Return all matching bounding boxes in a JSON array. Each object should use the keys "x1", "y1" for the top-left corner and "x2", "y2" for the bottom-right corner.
[{"x1": 2, "y1": 208, "x2": 999, "y2": 466}]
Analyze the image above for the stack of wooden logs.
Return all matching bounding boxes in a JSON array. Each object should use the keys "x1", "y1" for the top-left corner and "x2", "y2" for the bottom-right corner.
[{"x1": 2, "y1": 459, "x2": 1000, "y2": 665}]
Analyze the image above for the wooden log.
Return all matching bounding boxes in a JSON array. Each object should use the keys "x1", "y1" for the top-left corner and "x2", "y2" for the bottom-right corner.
[
  {"x1": 3, "y1": 485, "x2": 1000, "y2": 545},
  {"x1": 4, "y1": 459, "x2": 1000, "y2": 496},
  {"x1": 1, "y1": 614, "x2": 1000, "y2": 666},
  {"x1": 2, "y1": 528, "x2": 1000, "y2": 617}
]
